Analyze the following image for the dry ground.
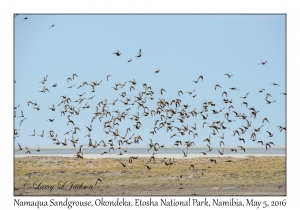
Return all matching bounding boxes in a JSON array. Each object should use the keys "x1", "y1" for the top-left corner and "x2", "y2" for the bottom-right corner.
[{"x1": 14, "y1": 156, "x2": 286, "y2": 196}]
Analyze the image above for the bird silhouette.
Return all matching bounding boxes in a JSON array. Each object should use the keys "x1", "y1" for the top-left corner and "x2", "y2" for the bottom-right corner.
[
  {"x1": 113, "y1": 49, "x2": 121, "y2": 56},
  {"x1": 259, "y1": 61, "x2": 268, "y2": 65},
  {"x1": 136, "y1": 49, "x2": 142, "y2": 57},
  {"x1": 144, "y1": 164, "x2": 151, "y2": 170},
  {"x1": 189, "y1": 164, "x2": 194, "y2": 171},
  {"x1": 119, "y1": 160, "x2": 126, "y2": 167}
]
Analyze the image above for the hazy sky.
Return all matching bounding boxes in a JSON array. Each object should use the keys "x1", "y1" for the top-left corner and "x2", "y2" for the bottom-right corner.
[{"x1": 14, "y1": 14, "x2": 286, "y2": 149}]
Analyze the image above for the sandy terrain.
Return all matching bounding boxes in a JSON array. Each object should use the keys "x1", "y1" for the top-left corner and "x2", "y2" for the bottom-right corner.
[{"x1": 14, "y1": 156, "x2": 286, "y2": 196}]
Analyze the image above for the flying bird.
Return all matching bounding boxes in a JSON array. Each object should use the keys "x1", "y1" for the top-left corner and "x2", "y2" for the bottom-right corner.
[
  {"x1": 16, "y1": 143, "x2": 23, "y2": 152},
  {"x1": 259, "y1": 61, "x2": 268, "y2": 65},
  {"x1": 217, "y1": 148, "x2": 224, "y2": 155},
  {"x1": 215, "y1": 84, "x2": 222, "y2": 90},
  {"x1": 144, "y1": 165, "x2": 151, "y2": 170},
  {"x1": 24, "y1": 147, "x2": 31, "y2": 154},
  {"x1": 240, "y1": 92, "x2": 249, "y2": 99},
  {"x1": 136, "y1": 49, "x2": 142, "y2": 58},
  {"x1": 225, "y1": 74, "x2": 233, "y2": 78},
  {"x1": 113, "y1": 49, "x2": 121, "y2": 56},
  {"x1": 119, "y1": 160, "x2": 126, "y2": 167},
  {"x1": 270, "y1": 83, "x2": 280, "y2": 86}
]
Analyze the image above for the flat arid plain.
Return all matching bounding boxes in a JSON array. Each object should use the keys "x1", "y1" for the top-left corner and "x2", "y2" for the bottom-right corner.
[{"x1": 14, "y1": 156, "x2": 286, "y2": 196}]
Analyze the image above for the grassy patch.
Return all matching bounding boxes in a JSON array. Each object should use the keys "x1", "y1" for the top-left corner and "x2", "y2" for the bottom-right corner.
[{"x1": 14, "y1": 156, "x2": 286, "y2": 188}]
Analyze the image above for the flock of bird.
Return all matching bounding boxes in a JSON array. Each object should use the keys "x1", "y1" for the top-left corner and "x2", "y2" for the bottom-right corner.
[{"x1": 14, "y1": 17, "x2": 286, "y2": 171}]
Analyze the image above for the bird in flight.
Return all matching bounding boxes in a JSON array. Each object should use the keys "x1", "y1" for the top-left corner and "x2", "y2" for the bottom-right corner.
[
  {"x1": 277, "y1": 126, "x2": 286, "y2": 132},
  {"x1": 217, "y1": 148, "x2": 224, "y2": 155},
  {"x1": 144, "y1": 164, "x2": 151, "y2": 170},
  {"x1": 18, "y1": 110, "x2": 25, "y2": 117},
  {"x1": 215, "y1": 84, "x2": 222, "y2": 90},
  {"x1": 119, "y1": 160, "x2": 126, "y2": 167},
  {"x1": 210, "y1": 159, "x2": 217, "y2": 164},
  {"x1": 25, "y1": 147, "x2": 31, "y2": 154},
  {"x1": 29, "y1": 129, "x2": 35, "y2": 136},
  {"x1": 225, "y1": 74, "x2": 233, "y2": 78},
  {"x1": 48, "y1": 104, "x2": 55, "y2": 111},
  {"x1": 16, "y1": 143, "x2": 23, "y2": 152},
  {"x1": 270, "y1": 83, "x2": 280, "y2": 86},
  {"x1": 240, "y1": 92, "x2": 249, "y2": 99},
  {"x1": 20, "y1": 117, "x2": 27, "y2": 125},
  {"x1": 178, "y1": 90, "x2": 183, "y2": 96},
  {"x1": 266, "y1": 131, "x2": 273, "y2": 137},
  {"x1": 136, "y1": 49, "x2": 142, "y2": 58},
  {"x1": 198, "y1": 75, "x2": 204, "y2": 82},
  {"x1": 237, "y1": 146, "x2": 246, "y2": 152},
  {"x1": 259, "y1": 61, "x2": 268, "y2": 65},
  {"x1": 113, "y1": 49, "x2": 121, "y2": 56},
  {"x1": 50, "y1": 23, "x2": 54, "y2": 29}
]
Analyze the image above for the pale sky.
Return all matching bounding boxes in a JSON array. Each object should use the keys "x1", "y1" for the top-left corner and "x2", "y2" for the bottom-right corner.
[{"x1": 14, "y1": 14, "x2": 286, "y2": 148}]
